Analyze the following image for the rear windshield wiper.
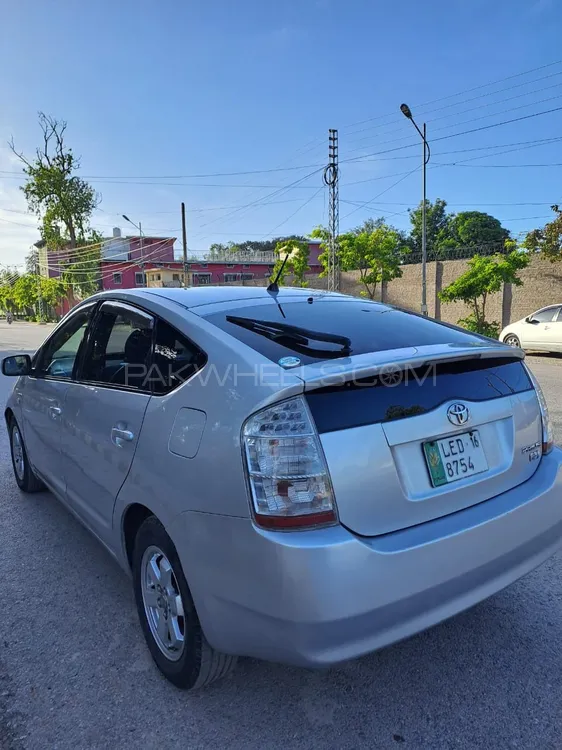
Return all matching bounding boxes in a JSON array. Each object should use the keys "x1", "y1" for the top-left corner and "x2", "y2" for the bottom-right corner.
[{"x1": 225, "y1": 316, "x2": 352, "y2": 357}]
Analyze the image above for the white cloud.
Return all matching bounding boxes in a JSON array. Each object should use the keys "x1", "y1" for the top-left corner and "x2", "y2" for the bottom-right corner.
[{"x1": 0, "y1": 149, "x2": 40, "y2": 268}]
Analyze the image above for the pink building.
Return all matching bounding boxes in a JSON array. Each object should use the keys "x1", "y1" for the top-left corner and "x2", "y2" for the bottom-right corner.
[
  {"x1": 188, "y1": 240, "x2": 323, "y2": 285},
  {"x1": 37, "y1": 227, "x2": 176, "y2": 290},
  {"x1": 102, "y1": 238, "x2": 323, "y2": 289},
  {"x1": 39, "y1": 231, "x2": 323, "y2": 294}
]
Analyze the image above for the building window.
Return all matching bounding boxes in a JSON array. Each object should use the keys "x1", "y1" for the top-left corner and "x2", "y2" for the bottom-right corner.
[
  {"x1": 200, "y1": 263, "x2": 208, "y2": 269},
  {"x1": 241, "y1": 273, "x2": 253, "y2": 281},
  {"x1": 243, "y1": 264, "x2": 250, "y2": 269},
  {"x1": 226, "y1": 264, "x2": 235, "y2": 268},
  {"x1": 156, "y1": 274, "x2": 161, "y2": 281},
  {"x1": 113, "y1": 272, "x2": 122, "y2": 285},
  {"x1": 223, "y1": 273, "x2": 239, "y2": 283},
  {"x1": 135, "y1": 272, "x2": 145, "y2": 286},
  {"x1": 197, "y1": 273, "x2": 211, "y2": 285},
  {"x1": 172, "y1": 273, "x2": 180, "y2": 281}
]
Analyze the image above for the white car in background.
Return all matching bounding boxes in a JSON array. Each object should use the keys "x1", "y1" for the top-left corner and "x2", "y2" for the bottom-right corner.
[{"x1": 500, "y1": 305, "x2": 562, "y2": 353}]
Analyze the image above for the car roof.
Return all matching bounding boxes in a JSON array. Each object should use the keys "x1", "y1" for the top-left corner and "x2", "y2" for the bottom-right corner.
[{"x1": 95, "y1": 285, "x2": 351, "y2": 309}]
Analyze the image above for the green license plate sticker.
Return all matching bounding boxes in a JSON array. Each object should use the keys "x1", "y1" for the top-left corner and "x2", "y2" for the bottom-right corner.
[{"x1": 423, "y1": 440, "x2": 448, "y2": 487}]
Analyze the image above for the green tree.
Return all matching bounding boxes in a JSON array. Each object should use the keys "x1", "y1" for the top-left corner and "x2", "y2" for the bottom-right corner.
[
  {"x1": 270, "y1": 240, "x2": 310, "y2": 287},
  {"x1": 12, "y1": 274, "x2": 40, "y2": 316},
  {"x1": 439, "y1": 246, "x2": 529, "y2": 338},
  {"x1": 446, "y1": 211, "x2": 510, "y2": 254},
  {"x1": 40, "y1": 276, "x2": 67, "y2": 309},
  {"x1": 310, "y1": 225, "x2": 331, "y2": 277},
  {"x1": 408, "y1": 198, "x2": 452, "y2": 259},
  {"x1": 60, "y1": 231, "x2": 103, "y2": 298},
  {"x1": 7, "y1": 273, "x2": 66, "y2": 320},
  {"x1": 523, "y1": 205, "x2": 562, "y2": 261},
  {"x1": 10, "y1": 113, "x2": 100, "y2": 250},
  {"x1": 338, "y1": 225, "x2": 405, "y2": 299},
  {"x1": 351, "y1": 217, "x2": 386, "y2": 235},
  {"x1": 0, "y1": 269, "x2": 20, "y2": 314}
]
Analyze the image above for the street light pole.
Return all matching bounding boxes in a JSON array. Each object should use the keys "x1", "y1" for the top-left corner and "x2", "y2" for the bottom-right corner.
[
  {"x1": 400, "y1": 104, "x2": 431, "y2": 316},
  {"x1": 122, "y1": 214, "x2": 145, "y2": 286},
  {"x1": 139, "y1": 220, "x2": 144, "y2": 278}
]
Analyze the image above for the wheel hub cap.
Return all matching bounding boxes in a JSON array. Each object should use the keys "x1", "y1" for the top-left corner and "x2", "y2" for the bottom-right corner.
[
  {"x1": 141, "y1": 546, "x2": 186, "y2": 661},
  {"x1": 12, "y1": 427, "x2": 25, "y2": 481}
]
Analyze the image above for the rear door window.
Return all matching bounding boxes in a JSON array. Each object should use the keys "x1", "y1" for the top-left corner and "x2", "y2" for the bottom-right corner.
[
  {"x1": 80, "y1": 302, "x2": 154, "y2": 390},
  {"x1": 150, "y1": 319, "x2": 207, "y2": 394},
  {"x1": 203, "y1": 298, "x2": 481, "y2": 365}
]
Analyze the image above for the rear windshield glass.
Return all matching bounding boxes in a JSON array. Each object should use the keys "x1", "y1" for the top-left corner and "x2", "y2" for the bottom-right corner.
[
  {"x1": 203, "y1": 298, "x2": 480, "y2": 365},
  {"x1": 306, "y1": 358, "x2": 532, "y2": 433}
]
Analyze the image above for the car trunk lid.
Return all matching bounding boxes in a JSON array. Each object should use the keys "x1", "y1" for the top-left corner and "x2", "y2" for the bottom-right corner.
[{"x1": 303, "y1": 346, "x2": 541, "y2": 536}]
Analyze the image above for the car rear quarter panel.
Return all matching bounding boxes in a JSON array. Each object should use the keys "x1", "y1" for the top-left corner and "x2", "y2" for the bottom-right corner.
[{"x1": 112, "y1": 296, "x2": 304, "y2": 546}]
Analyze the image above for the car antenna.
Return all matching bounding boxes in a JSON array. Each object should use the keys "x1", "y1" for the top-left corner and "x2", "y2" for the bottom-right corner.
[{"x1": 267, "y1": 246, "x2": 291, "y2": 294}]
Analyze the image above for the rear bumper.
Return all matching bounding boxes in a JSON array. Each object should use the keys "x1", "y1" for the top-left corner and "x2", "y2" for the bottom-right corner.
[{"x1": 178, "y1": 448, "x2": 562, "y2": 667}]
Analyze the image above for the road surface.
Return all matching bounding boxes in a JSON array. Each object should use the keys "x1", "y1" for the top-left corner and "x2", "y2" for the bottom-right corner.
[{"x1": 1, "y1": 321, "x2": 561, "y2": 750}]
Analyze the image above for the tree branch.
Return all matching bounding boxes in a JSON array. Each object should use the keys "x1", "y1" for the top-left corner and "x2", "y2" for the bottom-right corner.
[{"x1": 7, "y1": 137, "x2": 33, "y2": 169}]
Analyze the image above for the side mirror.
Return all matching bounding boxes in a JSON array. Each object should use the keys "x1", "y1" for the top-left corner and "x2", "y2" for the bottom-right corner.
[
  {"x1": 2, "y1": 354, "x2": 31, "y2": 376},
  {"x1": 525, "y1": 317, "x2": 537, "y2": 324}
]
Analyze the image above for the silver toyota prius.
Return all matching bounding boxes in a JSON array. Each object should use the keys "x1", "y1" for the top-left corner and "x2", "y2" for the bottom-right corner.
[{"x1": 3, "y1": 287, "x2": 562, "y2": 689}]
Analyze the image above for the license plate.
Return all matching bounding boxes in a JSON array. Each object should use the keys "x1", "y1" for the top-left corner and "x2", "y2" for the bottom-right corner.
[{"x1": 423, "y1": 430, "x2": 488, "y2": 487}]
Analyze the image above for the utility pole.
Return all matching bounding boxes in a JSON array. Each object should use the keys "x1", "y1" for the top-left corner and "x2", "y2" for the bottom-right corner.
[
  {"x1": 181, "y1": 202, "x2": 189, "y2": 288},
  {"x1": 138, "y1": 221, "x2": 144, "y2": 284},
  {"x1": 35, "y1": 251, "x2": 43, "y2": 322},
  {"x1": 324, "y1": 129, "x2": 340, "y2": 292}
]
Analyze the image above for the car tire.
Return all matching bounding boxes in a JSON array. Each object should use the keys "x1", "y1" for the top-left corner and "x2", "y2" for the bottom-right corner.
[
  {"x1": 503, "y1": 334, "x2": 521, "y2": 348},
  {"x1": 132, "y1": 515, "x2": 237, "y2": 690},
  {"x1": 9, "y1": 418, "x2": 45, "y2": 493}
]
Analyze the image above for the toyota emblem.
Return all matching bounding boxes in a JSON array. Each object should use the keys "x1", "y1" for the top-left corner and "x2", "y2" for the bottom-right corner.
[{"x1": 447, "y1": 403, "x2": 470, "y2": 426}]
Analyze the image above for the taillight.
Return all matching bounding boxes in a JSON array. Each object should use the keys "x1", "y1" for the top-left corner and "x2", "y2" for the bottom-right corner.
[
  {"x1": 524, "y1": 363, "x2": 554, "y2": 454},
  {"x1": 242, "y1": 396, "x2": 337, "y2": 530}
]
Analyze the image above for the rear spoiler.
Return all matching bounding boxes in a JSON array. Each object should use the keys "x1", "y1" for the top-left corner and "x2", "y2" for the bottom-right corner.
[{"x1": 294, "y1": 342, "x2": 524, "y2": 392}]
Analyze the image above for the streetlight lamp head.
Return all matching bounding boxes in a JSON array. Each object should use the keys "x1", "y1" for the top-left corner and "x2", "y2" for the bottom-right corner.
[
  {"x1": 122, "y1": 214, "x2": 130, "y2": 222},
  {"x1": 400, "y1": 103, "x2": 413, "y2": 119}
]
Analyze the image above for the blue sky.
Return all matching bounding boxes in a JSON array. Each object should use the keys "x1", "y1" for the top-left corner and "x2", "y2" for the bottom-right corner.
[{"x1": 1, "y1": 0, "x2": 561, "y2": 265}]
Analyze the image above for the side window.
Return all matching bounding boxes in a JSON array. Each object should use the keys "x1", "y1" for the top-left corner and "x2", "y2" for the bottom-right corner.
[
  {"x1": 35, "y1": 305, "x2": 94, "y2": 379},
  {"x1": 552, "y1": 306, "x2": 562, "y2": 322},
  {"x1": 150, "y1": 319, "x2": 207, "y2": 395},
  {"x1": 532, "y1": 308, "x2": 557, "y2": 323},
  {"x1": 81, "y1": 303, "x2": 154, "y2": 390}
]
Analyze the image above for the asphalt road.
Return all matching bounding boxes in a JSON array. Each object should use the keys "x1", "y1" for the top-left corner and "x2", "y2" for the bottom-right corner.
[{"x1": 1, "y1": 321, "x2": 561, "y2": 750}]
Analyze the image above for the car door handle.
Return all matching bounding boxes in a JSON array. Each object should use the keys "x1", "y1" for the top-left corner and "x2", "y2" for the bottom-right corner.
[
  {"x1": 544, "y1": 325, "x2": 550, "y2": 330},
  {"x1": 111, "y1": 426, "x2": 135, "y2": 447},
  {"x1": 49, "y1": 406, "x2": 62, "y2": 419}
]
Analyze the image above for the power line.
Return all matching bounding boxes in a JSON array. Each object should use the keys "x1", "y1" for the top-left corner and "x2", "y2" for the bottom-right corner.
[
  {"x1": 0, "y1": 164, "x2": 324, "y2": 180},
  {"x1": 0, "y1": 174, "x2": 322, "y2": 189},
  {"x1": 190, "y1": 167, "x2": 324, "y2": 239},
  {"x1": 437, "y1": 162, "x2": 562, "y2": 168},
  {"x1": 343, "y1": 105, "x2": 562, "y2": 165},
  {"x1": 340, "y1": 166, "x2": 420, "y2": 221},
  {"x1": 340, "y1": 58, "x2": 562, "y2": 132},
  {"x1": 348, "y1": 136, "x2": 562, "y2": 164},
  {"x1": 344, "y1": 92, "x2": 562, "y2": 159},
  {"x1": 260, "y1": 186, "x2": 324, "y2": 239},
  {"x1": 344, "y1": 73, "x2": 562, "y2": 144}
]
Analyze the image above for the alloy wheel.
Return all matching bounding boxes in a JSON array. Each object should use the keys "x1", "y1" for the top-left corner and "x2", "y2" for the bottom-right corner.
[
  {"x1": 504, "y1": 335, "x2": 520, "y2": 347},
  {"x1": 141, "y1": 545, "x2": 186, "y2": 661},
  {"x1": 11, "y1": 425, "x2": 25, "y2": 481}
]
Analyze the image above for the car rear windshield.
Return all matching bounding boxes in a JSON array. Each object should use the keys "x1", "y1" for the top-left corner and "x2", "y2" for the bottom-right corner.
[
  {"x1": 305, "y1": 357, "x2": 533, "y2": 433},
  {"x1": 202, "y1": 298, "x2": 481, "y2": 365}
]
